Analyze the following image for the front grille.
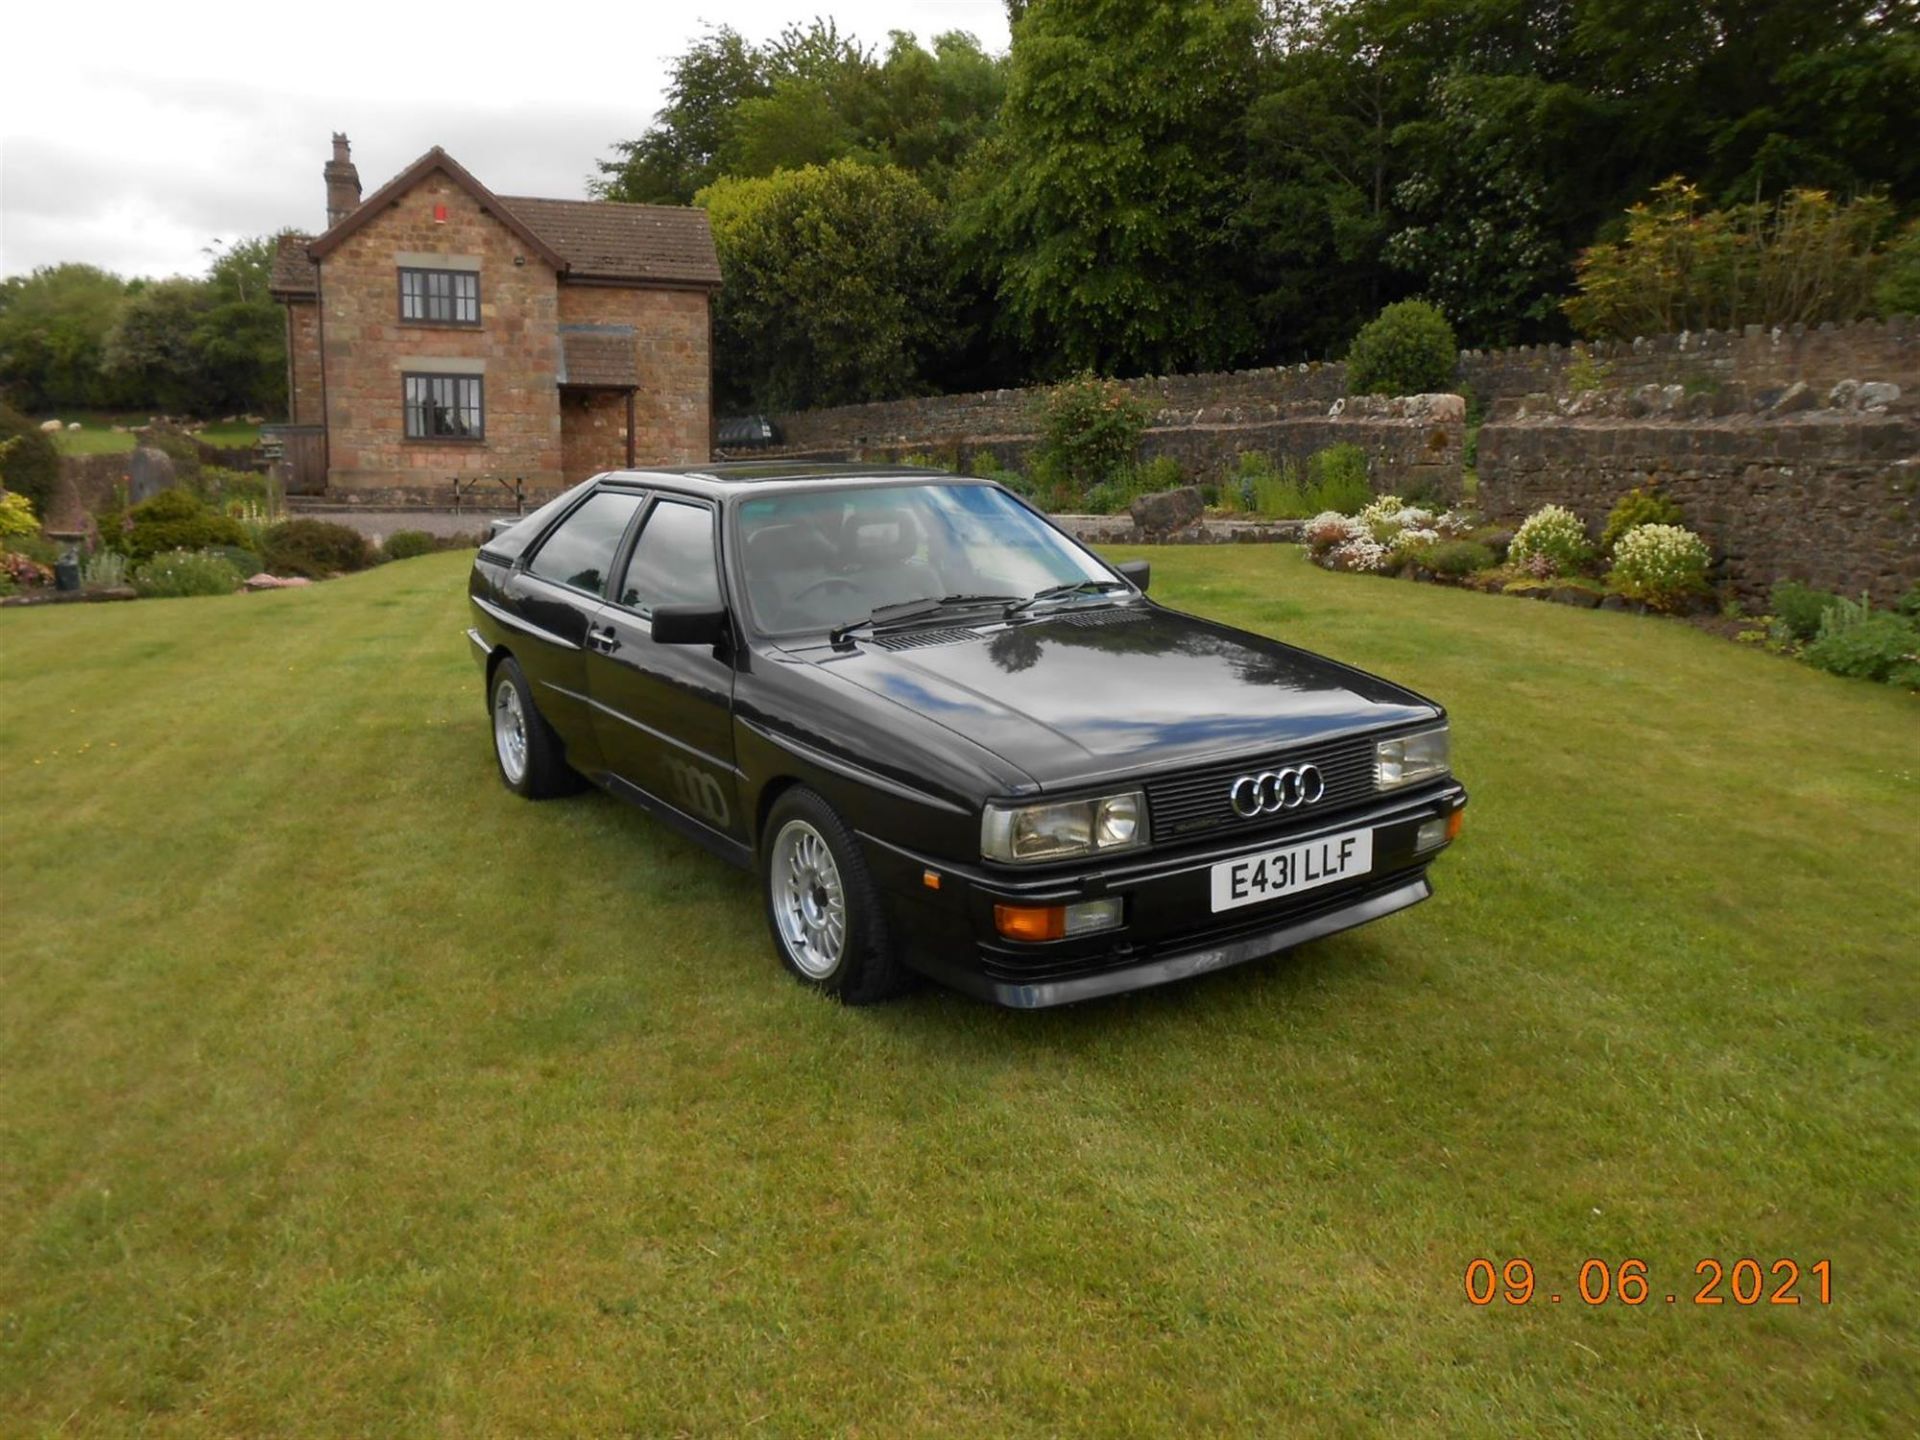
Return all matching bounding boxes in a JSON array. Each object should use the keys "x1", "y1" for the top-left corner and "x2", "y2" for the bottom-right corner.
[
  {"x1": 979, "y1": 866, "x2": 1423, "y2": 986},
  {"x1": 1145, "y1": 734, "x2": 1378, "y2": 841}
]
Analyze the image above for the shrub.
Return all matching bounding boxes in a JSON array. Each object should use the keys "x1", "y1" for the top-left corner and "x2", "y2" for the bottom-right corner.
[
  {"x1": 1875, "y1": 220, "x2": 1920, "y2": 318},
  {"x1": 1031, "y1": 374, "x2": 1150, "y2": 494},
  {"x1": 1303, "y1": 443, "x2": 1372, "y2": 515},
  {"x1": 115, "y1": 488, "x2": 249, "y2": 561},
  {"x1": 1893, "y1": 583, "x2": 1920, "y2": 621},
  {"x1": 1424, "y1": 540, "x2": 1498, "y2": 577},
  {"x1": 382, "y1": 529, "x2": 438, "y2": 561},
  {"x1": 1508, "y1": 504, "x2": 1593, "y2": 576},
  {"x1": 1226, "y1": 452, "x2": 1313, "y2": 517},
  {"x1": 1344, "y1": 300, "x2": 1457, "y2": 396},
  {"x1": 83, "y1": 549, "x2": 128, "y2": 590},
  {"x1": 261, "y1": 518, "x2": 372, "y2": 578},
  {"x1": 1601, "y1": 485, "x2": 1684, "y2": 553},
  {"x1": 3, "y1": 550, "x2": 54, "y2": 588},
  {"x1": 1769, "y1": 581, "x2": 1843, "y2": 644},
  {"x1": 1609, "y1": 523, "x2": 1711, "y2": 608},
  {"x1": 1804, "y1": 598, "x2": 1920, "y2": 685},
  {"x1": 210, "y1": 544, "x2": 264, "y2": 576},
  {"x1": 131, "y1": 547, "x2": 244, "y2": 599},
  {"x1": 0, "y1": 405, "x2": 61, "y2": 518},
  {"x1": 0, "y1": 488, "x2": 38, "y2": 539}
]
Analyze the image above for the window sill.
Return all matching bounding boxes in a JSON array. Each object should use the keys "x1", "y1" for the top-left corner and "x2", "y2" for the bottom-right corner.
[
  {"x1": 399, "y1": 319, "x2": 484, "y2": 330},
  {"x1": 402, "y1": 435, "x2": 488, "y2": 445}
]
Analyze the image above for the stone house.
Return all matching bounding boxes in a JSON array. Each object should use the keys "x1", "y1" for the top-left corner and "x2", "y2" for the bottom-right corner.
[{"x1": 268, "y1": 136, "x2": 719, "y2": 499}]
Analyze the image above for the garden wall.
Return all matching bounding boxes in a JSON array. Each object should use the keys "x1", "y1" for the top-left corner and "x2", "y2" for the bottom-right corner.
[{"x1": 1478, "y1": 407, "x2": 1920, "y2": 604}]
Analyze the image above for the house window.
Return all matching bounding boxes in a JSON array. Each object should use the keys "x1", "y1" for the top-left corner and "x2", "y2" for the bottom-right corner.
[
  {"x1": 403, "y1": 373, "x2": 483, "y2": 440},
  {"x1": 399, "y1": 267, "x2": 479, "y2": 324}
]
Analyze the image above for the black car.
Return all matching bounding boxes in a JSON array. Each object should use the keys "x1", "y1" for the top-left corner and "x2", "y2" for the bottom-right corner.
[{"x1": 467, "y1": 464, "x2": 1466, "y2": 1008}]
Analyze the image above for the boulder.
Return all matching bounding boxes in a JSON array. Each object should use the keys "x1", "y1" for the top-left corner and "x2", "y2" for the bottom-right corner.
[
  {"x1": 1767, "y1": 380, "x2": 1818, "y2": 416},
  {"x1": 127, "y1": 446, "x2": 178, "y2": 504},
  {"x1": 244, "y1": 573, "x2": 313, "y2": 591},
  {"x1": 1856, "y1": 381, "x2": 1901, "y2": 413},
  {"x1": 1549, "y1": 584, "x2": 1603, "y2": 608},
  {"x1": 1828, "y1": 379, "x2": 1860, "y2": 410},
  {"x1": 1128, "y1": 485, "x2": 1204, "y2": 537}
]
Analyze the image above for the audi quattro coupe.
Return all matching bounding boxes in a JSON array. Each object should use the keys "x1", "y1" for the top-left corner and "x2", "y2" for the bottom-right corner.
[{"x1": 467, "y1": 464, "x2": 1466, "y2": 1008}]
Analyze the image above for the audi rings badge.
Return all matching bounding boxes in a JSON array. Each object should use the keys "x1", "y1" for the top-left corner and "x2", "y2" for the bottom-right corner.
[{"x1": 1227, "y1": 765, "x2": 1326, "y2": 818}]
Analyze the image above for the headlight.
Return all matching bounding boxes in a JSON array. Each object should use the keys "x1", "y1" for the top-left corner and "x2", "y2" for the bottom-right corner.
[
  {"x1": 981, "y1": 791, "x2": 1148, "y2": 864},
  {"x1": 1374, "y1": 724, "x2": 1450, "y2": 790}
]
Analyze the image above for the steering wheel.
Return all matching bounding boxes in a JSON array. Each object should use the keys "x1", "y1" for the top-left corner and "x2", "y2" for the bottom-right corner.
[{"x1": 790, "y1": 576, "x2": 863, "y2": 602}]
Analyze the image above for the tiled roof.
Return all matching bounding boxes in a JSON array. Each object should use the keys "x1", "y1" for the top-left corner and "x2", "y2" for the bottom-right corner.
[
  {"x1": 271, "y1": 232, "x2": 317, "y2": 296},
  {"x1": 499, "y1": 196, "x2": 722, "y2": 287},
  {"x1": 557, "y1": 325, "x2": 639, "y2": 388}
]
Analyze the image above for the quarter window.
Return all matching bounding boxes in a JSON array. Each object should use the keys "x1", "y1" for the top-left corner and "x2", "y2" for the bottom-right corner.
[
  {"x1": 618, "y1": 500, "x2": 721, "y2": 612},
  {"x1": 527, "y1": 491, "x2": 643, "y2": 596},
  {"x1": 400, "y1": 267, "x2": 479, "y2": 324},
  {"x1": 403, "y1": 373, "x2": 483, "y2": 439}
]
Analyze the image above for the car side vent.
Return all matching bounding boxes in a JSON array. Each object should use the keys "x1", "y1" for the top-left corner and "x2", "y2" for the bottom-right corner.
[
  {"x1": 1058, "y1": 607, "x2": 1149, "y2": 629},
  {"x1": 871, "y1": 627, "x2": 984, "y2": 652}
]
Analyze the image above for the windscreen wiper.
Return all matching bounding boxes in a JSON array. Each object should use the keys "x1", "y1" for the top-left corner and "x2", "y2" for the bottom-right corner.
[
  {"x1": 829, "y1": 593, "x2": 1022, "y2": 647},
  {"x1": 1003, "y1": 579, "x2": 1132, "y2": 617}
]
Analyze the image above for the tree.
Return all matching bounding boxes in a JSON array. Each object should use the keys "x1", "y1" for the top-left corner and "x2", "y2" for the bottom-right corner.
[
  {"x1": 959, "y1": 0, "x2": 1264, "y2": 377},
  {"x1": 0, "y1": 264, "x2": 132, "y2": 412},
  {"x1": 698, "y1": 161, "x2": 952, "y2": 410},
  {"x1": 596, "y1": 26, "x2": 770, "y2": 204}
]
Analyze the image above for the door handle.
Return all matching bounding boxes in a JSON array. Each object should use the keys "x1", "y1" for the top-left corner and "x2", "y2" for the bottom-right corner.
[{"x1": 586, "y1": 624, "x2": 619, "y2": 654}]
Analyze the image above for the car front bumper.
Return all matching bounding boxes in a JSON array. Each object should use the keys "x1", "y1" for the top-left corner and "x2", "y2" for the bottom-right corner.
[{"x1": 862, "y1": 781, "x2": 1466, "y2": 1008}]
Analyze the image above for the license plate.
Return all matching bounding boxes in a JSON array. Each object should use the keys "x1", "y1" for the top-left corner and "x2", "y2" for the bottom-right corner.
[{"x1": 1209, "y1": 828, "x2": 1373, "y2": 913}]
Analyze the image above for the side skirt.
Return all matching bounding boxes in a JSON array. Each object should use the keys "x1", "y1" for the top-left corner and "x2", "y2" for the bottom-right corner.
[{"x1": 599, "y1": 771, "x2": 754, "y2": 871}]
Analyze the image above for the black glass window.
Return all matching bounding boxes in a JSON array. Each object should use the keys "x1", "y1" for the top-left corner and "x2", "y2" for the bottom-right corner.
[
  {"x1": 619, "y1": 501, "x2": 721, "y2": 612},
  {"x1": 527, "y1": 492, "x2": 642, "y2": 595},
  {"x1": 403, "y1": 374, "x2": 483, "y2": 439},
  {"x1": 400, "y1": 267, "x2": 479, "y2": 324}
]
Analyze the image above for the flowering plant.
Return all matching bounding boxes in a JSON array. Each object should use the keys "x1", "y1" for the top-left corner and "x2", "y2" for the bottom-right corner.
[
  {"x1": 1508, "y1": 504, "x2": 1594, "y2": 576},
  {"x1": 1609, "y1": 523, "x2": 1710, "y2": 607}
]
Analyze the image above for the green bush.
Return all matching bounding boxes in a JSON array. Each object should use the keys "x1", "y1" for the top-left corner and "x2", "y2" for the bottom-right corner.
[
  {"x1": 1508, "y1": 504, "x2": 1594, "y2": 577},
  {"x1": 1894, "y1": 583, "x2": 1920, "y2": 621},
  {"x1": 1080, "y1": 459, "x2": 1179, "y2": 516},
  {"x1": 1601, "y1": 484, "x2": 1684, "y2": 553},
  {"x1": 119, "y1": 488, "x2": 250, "y2": 561},
  {"x1": 382, "y1": 530, "x2": 438, "y2": 561},
  {"x1": 1875, "y1": 220, "x2": 1920, "y2": 318},
  {"x1": 1304, "y1": 444, "x2": 1373, "y2": 515},
  {"x1": 1803, "y1": 598, "x2": 1920, "y2": 685},
  {"x1": 131, "y1": 547, "x2": 244, "y2": 598},
  {"x1": 1769, "y1": 581, "x2": 1843, "y2": 643},
  {"x1": 0, "y1": 487, "x2": 39, "y2": 539},
  {"x1": 261, "y1": 518, "x2": 372, "y2": 578},
  {"x1": 1608, "y1": 523, "x2": 1711, "y2": 608},
  {"x1": 0, "y1": 405, "x2": 62, "y2": 518},
  {"x1": 1031, "y1": 374, "x2": 1150, "y2": 494},
  {"x1": 1424, "y1": 540, "x2": 1498, "y2": 577},
  {"x1": 209, "y1": 544, "x2": 263, "y2": 576},
  {"x1": 83, "y1": 549, "x2": 128, "y2": 590},
  {"x1": 1345, "y1": 300, "x2": 1457, "y2": 396}
]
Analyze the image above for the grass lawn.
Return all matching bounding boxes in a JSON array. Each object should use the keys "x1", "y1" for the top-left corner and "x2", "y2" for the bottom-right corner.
[
  {"x1": 45, "y1": 415, "x2": 261, "y2": 456},
  {"x1": 2, "y1": 547, "x2": 1914, "y2": 1435}
]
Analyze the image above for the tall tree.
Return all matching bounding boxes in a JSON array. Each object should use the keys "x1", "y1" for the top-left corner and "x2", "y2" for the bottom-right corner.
[
  {"x1": 958, "y1": 0, "x2": 1265, "y2": 376},
  {"x1": 0, "y1": 264, "x2": 132, "y2": 412}
]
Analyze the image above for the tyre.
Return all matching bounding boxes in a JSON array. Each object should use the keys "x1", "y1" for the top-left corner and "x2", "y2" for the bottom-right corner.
[
  {"x1": 489, "y1": 655, "x2": 582, "y2": 799},
  {"x1": 761, "y1": 787, "x2": 909, "y2": 1004}
]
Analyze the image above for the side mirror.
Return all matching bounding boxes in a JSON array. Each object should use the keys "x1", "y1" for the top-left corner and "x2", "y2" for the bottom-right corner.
[
  {"x1": 1116, "y1": 559, "x2": 1151, "y2": 593},
  {"x1": 651, "y1": 605, "x2": 729, "y2": 645}
]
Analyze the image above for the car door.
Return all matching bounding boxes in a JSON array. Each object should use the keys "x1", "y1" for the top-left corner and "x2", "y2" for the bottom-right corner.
[
  {"x1": 584, "y1": 495, "x2": 743, "y2": 843},
  {"x1": 506, "y1": 486, "x2": 646, "y2": 779}
]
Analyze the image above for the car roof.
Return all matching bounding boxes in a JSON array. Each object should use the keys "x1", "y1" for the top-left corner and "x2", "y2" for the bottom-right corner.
[{"x1": 596, "y1": 461, "x2": 973, "y2": 498}]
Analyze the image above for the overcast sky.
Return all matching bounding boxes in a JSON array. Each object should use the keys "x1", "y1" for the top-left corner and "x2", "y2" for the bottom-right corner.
[{"x1": 0, "y1": 0, "x2": 1010, "y2": 281}]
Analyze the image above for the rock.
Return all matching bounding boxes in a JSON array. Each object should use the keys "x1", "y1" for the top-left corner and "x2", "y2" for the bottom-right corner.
[
  {"x1": 1767, "y1": 380, "x2": 1818, "y2": 415},
  {"x1": 1599, "y1": 594, "x2": 1630, "y2": 611},
  {"x1": 127, "y1": 446, "x2": 178, "y2": 504},
  {"x1": 1856, "y1": 381, "x2": 1900, "y2": 413},
  {"x1": 39, "y1": 418, "x2": 62, "y2": 432},
  {"x1": 1828, "y1": 379, "x2": 1860, "y2": 410},
  {"x1": 1549, "y1": 585, "x2": 1603, "y2": 608},
  {"x1": 244, "y1": 573, "x2": 313, "y2": 590},
  {"x1": 1128, "y1": 485, "x2": 1204, "y2": 537}
]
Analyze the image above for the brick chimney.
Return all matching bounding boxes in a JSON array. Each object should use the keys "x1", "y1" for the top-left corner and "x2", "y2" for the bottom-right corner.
[{"x1": 324, "y1": 133, "x2": 361, "y2": 228}]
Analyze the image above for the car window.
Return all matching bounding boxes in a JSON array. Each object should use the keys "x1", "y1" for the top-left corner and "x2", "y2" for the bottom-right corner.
[
  {"x1": 618, "y1": 500, "x2": 721, "y2": 613},
  {"x1": 735, "y1": 482, "x2": 1112, "y2": 636},
  {"x1": 526, "y1": 491, "x2": 642, "y2": 596}
]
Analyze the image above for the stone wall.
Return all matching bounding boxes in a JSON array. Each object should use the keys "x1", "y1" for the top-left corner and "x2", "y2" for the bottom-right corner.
[
  {"x1": 1479, "y1": 406, "x2": 1919, "y2": 604},
  {"x1": 285, "y1": 300, "x2": 323, "y2": 427}
]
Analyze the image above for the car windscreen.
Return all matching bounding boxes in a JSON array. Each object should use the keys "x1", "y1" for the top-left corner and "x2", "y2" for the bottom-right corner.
[{"x1": 734, "y1": 482, "x2": 1115, "y2": 637}]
